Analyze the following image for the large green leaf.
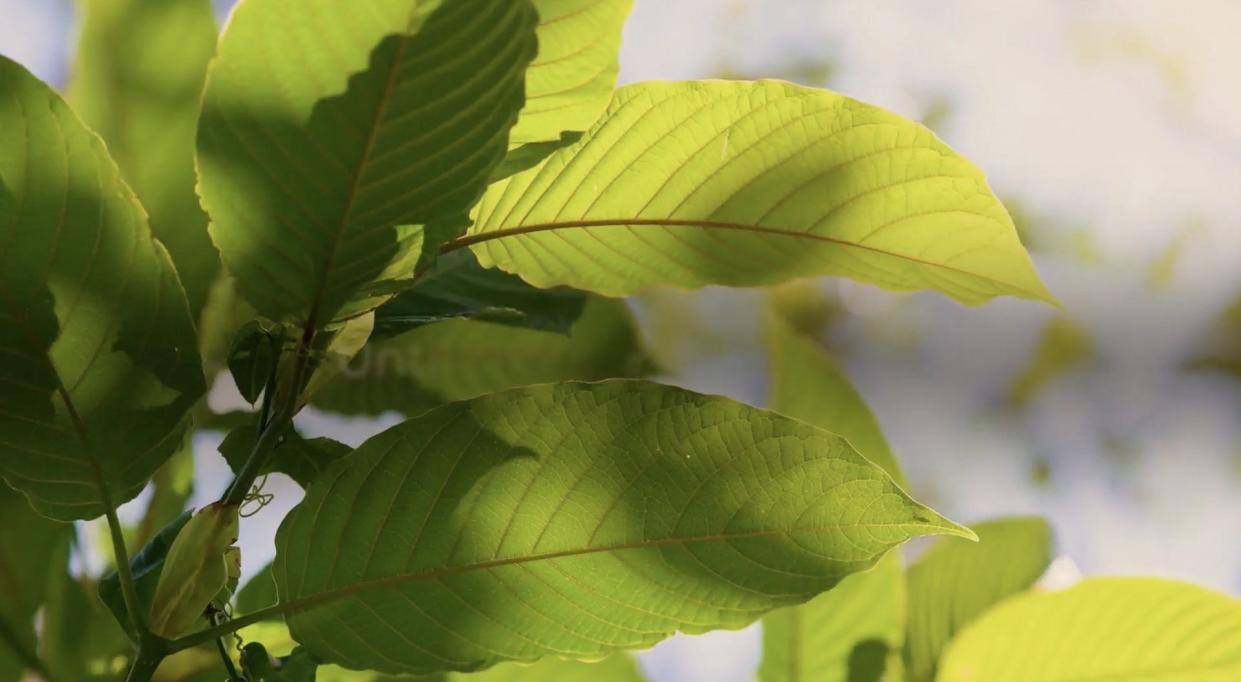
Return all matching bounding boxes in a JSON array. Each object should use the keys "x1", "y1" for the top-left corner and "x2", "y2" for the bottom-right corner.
[
  {"x1": 758, "y1": 310, "x2": 906, "y2": 682},
  {"x1": 373, "y1": 251, "x2": 586, "y2": 337},
  {"x1": 510, "y1": 0, "x2": 634, "y2": 145},
  {"x1": 313, "y1": 296, "x2": 654, "y2": 416},
  {"x1": 198, "y1": 0, "x2": 539, "y2": 328},
  {"x1": 69, "y1": 0, "x2": 218, "y2": 318},
  {"x1": 0, "y1": 484, "x2": 73, "y2": 680},
  {"x1": 938, "y1": 578, "x2": 1241, "y2": 681},
  {"x1": 463, "y1": 81, "x2": 1053, "y2": 306},
  {"x1": 273, "y1": 380, "x2": 970, "y2": 674},
  {"x1": 905, "y1": 516, "x2": 1053, "y2": 682},
  {"x1": 0, "y1": 57, "x2": 206, "y2": 521},
  {"x1": 99, "y1": 511, "x2": 193, "y2": 640},
  {"x1": 765, "y1": 308, "x2": 905, "y2": 486}
]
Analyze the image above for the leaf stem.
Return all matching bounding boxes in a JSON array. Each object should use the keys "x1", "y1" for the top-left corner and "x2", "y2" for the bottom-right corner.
[
  {"x1": 105, "y1": 503, "x2": 146, "y2": 637},
  {"x1": 219, "y1": 328, "x2": 315, "y2": 507}
]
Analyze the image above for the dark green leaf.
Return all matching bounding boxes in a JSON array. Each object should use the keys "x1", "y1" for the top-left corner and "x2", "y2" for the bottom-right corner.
[
  {"x1": 489, "y1": 131, "x2": 584, "y2": 182},
  {"x1": 228, "y1": 321, "x2": 281, "y2": 405},
  {"x1": 218, "y1": 426, "x2": 351, "y2": 489},
  {"x1": 0, "y1": 58, "x2": 206, "y2": 521},
  {"x1": 374, "y1": 251, "x2": 587, "y2": 337},
  {"x1": 198, "y1": 0, "x2": 539, "y2": 327},
  {"x1": 242, "y1": 643, "x2": 319, "y2": 682}
]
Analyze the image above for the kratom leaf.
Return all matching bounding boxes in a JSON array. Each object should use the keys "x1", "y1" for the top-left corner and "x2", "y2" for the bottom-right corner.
[
  {"x1": 148, "y1": 502, "x2": 240, "y2": 638},
  {"x1": 905, "y1": 516, "x2": 1053, "y2": 682},
  {"x1": 765, "y1": 308, "x2": 905, "y2": 486},
  {"x1": 510, "y1": 0, "x2": 634, "y2": 145},
  {"x1": 0, "y1": 57, "x2": 206, "y2": 521},
  {"x1": 99, "y1": 511, "x2": 192, "y2": 640},
  {"x1": 228, "y1": 321, "x2": 281, "y2": 405},
  {"x1": 1007, "y1": 316, "x2": 1091, "y2": 407},
  {"x1": 490, "y1": 131, "x2": 584, "y2": 183},
  {"x1": 198, "y1": 0, "x2": 539, "y2": 328},
  {"x1": 237, "y1": 562, "x2": 279, "y2": 615},
  {"x1": 373, "y1": 251, "x2": 587, "y2": 337},
  {"x1": 69, "y1": 0, "x2": 219, "y2": 318},
  {"x1": 299, "y1": 313, "x2": 375, "y2": 406},
  {"x1": 759, "y1": 553, "x2": 904, "y2": 682},
  {"x1": 242, "y1": 643, "x2": 319, "y2": 682},
  {"x1": 218, "y1": 426, "x2": 351, "y2": 489},
  {"x1": 273, "y1": 380, "x2": 971, "y2": 675},
  {"x1": 313, "y1": 297, "x2": 655, "y2": 416},
  {"x1": 938, "y1": 578, "x2": 1241, "y2": 681},
  {"x1": 759, "y1": 311, "x2": 906, "y2": 682},
  {"x1": 0, "y1": 484, "x2": 74, "y2": 678},
  {"x1": 463, "y1": 81, "x2": 1053, "y2": 306}
]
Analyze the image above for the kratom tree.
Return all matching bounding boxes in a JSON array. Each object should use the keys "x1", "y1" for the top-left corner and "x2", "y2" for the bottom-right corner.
[{"x1": 1, "y1": 1, "x2": 1239, "y2": 681}]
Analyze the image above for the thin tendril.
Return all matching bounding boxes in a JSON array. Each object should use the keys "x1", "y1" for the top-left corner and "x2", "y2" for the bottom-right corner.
[{"x1": 239, "y1": 473, "x2": 274, "y2": 518}]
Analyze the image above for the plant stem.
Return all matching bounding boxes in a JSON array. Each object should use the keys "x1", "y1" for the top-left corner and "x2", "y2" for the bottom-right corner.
[
  {"x1": 104, "y1": 504, "x2": 145, "y2": 636},
  {"x1": 219, "y1": 328, "x2": 314, "y2": 507},
  {"x1": 124, "y1": 639, "x2": 167, "y2": 682}
]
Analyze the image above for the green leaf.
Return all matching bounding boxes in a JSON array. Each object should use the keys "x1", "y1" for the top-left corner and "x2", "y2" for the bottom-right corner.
[
  {"x1": 1007, "y1": 316, "x2": 1092, "y2": 408},
  {"x1": 148, "y1": 502, "x2": 240, "y2": 638},
  {"x1": 758, "y1": 309, "x2": 907, "y2": 682},
  {"x1": 462, "y1": 81, "x2": 1054, "y2": 306},
  {"x1": 938, "y1": 578, "x2": 1241, "y2": 681},
  {"x1": 313, "y1": 296, "x2": 655, "y2": 416},
  {"x1": 759, "y1": 552, "x2": 904, "y2": 682},
  {"x1": 0, "y1": 57, "x2": 206, "y2": 521},
  {"x1": 198, "y1": 0, "x2": 539, "y2": 328},
  {"x1": 273, "y1": 380, "x2": 971, "y2": 675},
  {"x1": 242, "y1": 643, "x2": 320, "y2": 682},
  {"x1": 68, "y1": 0, "x2": 219, "y2": 318},
  {"x1": 219, "y1": 425, "x2": 351, "y2": 489},
  {"x1": 491, "y1": 131, "x2": 584, "y2": 183},
  {"x1": 0, "y1": 484, "x2": 74, "y2": 679},
  {"x1": 228, "y1": 321, "x2": 281, "y2": 405},
  {"x1": 237, "y1": 562, "x2": 279, "y2": 615},
  {"x1": 374, "y1": 251, "x2": 587, "y2": 337},
  {"x1": 510, "y1": 0, "x2": 634, "y2": 145},
  {"x1": 99, "y1": 511, "x2": 193, "y2": 640},
  {"x1": 905, "y1": 516, "x2": 1053, "y2": 682},
  {"x1": 765, "y1": 308, "x2": 906, "y2": 487}
]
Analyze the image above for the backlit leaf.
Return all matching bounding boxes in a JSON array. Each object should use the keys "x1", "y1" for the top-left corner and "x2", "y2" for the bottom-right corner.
[
  {"x1": 274, "y1": 380, "x2": 971, "y2": 674},
  {"x1": 0, "y1": 484, "x2": 73, "y2": 678},
  {"x1": 69, "y1": 0, "x2": 219, "y2": 318},
  {"x1": 0, "y1": 57, "x2": 206, "y2": 521},
  {"x1": 465, "y1": 81, "x2": 1054, "y2": 306},
  {"x1": 510, "y1": 0, "x2": 634, "y2": 145},
  {"x1": 938, "y1": 578, "x2": 1241, "y2": 681},
  {"x1": 198, "y1": 0, "x2": 539, "y2": 327}
]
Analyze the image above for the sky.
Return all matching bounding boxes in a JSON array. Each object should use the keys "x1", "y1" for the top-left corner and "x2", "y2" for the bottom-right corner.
[{"x1": 2, "y1": 2, "x2": 1240, "y2": 681}]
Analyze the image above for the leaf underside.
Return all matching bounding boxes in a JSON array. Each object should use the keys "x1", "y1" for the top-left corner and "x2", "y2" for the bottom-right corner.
[
  {"x1": 467, "y1": 80, "x2": 1054, "y2": 306},
  {"x1": 274, "y1": 380, "x2": 969, "y2": 674}
]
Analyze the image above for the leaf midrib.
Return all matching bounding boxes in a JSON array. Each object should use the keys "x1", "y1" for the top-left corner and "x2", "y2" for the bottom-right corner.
[
  {"x1": 441, "y1": 218, "x2": 1047, "y2": 299},
  {"x1": 264, "y1": 520, "x2": 959, "y2": 624}
]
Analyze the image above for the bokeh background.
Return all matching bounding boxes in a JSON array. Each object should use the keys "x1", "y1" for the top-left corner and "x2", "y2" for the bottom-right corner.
[{"x1": 4, "y1": 1, "x2": 1241, "y2": 680}]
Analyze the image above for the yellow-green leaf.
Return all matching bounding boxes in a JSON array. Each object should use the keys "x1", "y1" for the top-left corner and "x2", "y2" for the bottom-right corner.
[
  {"x1": 464, "y1": 81, "x2": 1054, "y2": 306},
  {"x1": 939, "y1": 578, "x2": 1241, "y2": 681}
]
